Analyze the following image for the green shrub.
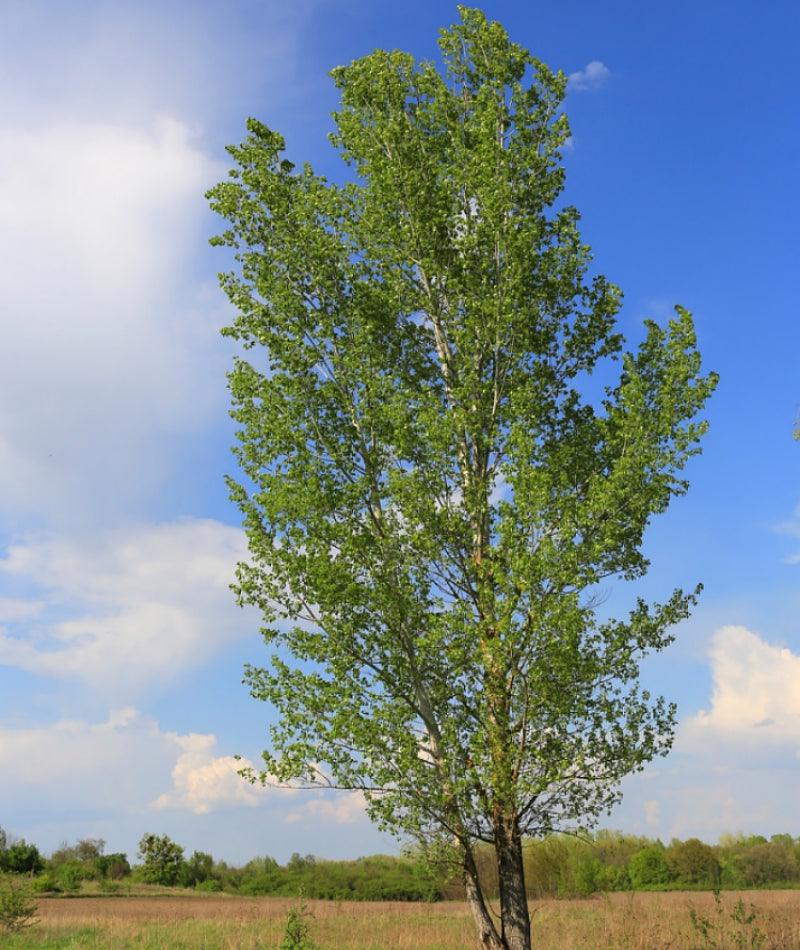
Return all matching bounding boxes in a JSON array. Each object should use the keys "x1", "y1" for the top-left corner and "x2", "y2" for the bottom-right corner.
[
  {"x1": 94, "y1": 852, "x2": 131, "y2": 880},
  {"x1": 0, "y1": 841, "x2": 44, "y2": 876},
  {"x1": 629, "y1": 845, "x2": 672, "y2": 889},
  {"x1": 280, "y1": 895, "x2": 316, "y2": 950},
  {"x1": 58, "y1": 862, "x2": 85, "y2": 893},
  {"x1": 137, "y1": 833, "x2": 184, "y2": 886},
  {"x1": 195, "y1": 878, "x2": 222, "y2": 892},
  {"x1": 29, "y1": 873, "x2": 58, "y2": 894},
  {"x1": 0, "y1": 875, "x2": 38, "y2": 934},
  {"x1": 666, "y1": 838, "x2": 720, "y2": 886}
]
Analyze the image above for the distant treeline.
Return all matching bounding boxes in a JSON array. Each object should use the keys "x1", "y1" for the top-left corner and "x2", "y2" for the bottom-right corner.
[{"x1": 3, "y1": 826, "x2": 800, "y2": 901}]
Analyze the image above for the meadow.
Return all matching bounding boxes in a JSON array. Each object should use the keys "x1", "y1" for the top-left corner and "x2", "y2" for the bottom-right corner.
[{"x1": 5, "y1": 889, "x2": 800, "y2": 949}]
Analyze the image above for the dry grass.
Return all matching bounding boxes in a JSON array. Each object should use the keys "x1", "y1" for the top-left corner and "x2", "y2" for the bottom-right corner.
[{"x1": 4, "y1": 889, "x2": 800, "y2": 948}]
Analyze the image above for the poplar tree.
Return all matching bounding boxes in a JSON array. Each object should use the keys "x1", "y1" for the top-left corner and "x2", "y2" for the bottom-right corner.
[{"x1": 209, "y1": 9, "x2": 716, "y2": 948}]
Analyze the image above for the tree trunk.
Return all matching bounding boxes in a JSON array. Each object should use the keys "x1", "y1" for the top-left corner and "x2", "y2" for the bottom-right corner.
[
  {"x1": 464, "y1": 847, "x2": 505, "y2": 949},
  {"x1": 495, "y1": 816, "x2": 531, "y2": 950}
]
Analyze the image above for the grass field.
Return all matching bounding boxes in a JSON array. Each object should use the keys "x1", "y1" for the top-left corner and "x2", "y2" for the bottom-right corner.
[{"x1": 4, "y1": 889, "x2": 800, "y2": 948}]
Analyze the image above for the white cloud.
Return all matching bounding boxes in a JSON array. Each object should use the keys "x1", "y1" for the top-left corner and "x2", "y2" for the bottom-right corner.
[
  {"x1": 0, "y1": 2, "x2": 323, "y2": 527},
  {"x1": 0, "y1": 707, "x2": 386, "y2": 862},
  {"x1": 0, "y1": 708, "x2": 182, "y2": 814},
  {"x1": 0, "y1": 116, "x2": 225, "y2": 523},
  {"x1": 687, "y1": 625, "x2": 800, "y2": 738},
  {"x1": 615, "y1": 625, "x2": 800, "y2": 840},
  {"x1": 567, "y1": 61, "x2": 610, "y2": 92},
  {"x1": 286, "y1": 791, "x2": 367, "y2": 826},
  {"x1": 151, "y1": 733, "x2": 282, "y2": 815},
  {"x1": 0, "y1": 519, "x2": 252, "y2": 696},
  {"x1": 643, "y1": 799, "x2": 660, "y2": 828},
  {"x1": 0, "y1": 708, "x2": 275, "y2": 823}
]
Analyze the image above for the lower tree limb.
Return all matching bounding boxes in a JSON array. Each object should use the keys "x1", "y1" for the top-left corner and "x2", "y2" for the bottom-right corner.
[{"x1": 463, "y1": 845, "x2": 504, "y2": 949}]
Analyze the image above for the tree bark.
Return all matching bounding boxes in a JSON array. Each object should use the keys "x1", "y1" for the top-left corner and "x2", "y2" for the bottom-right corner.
[
  {"x1": 495, "y1": 815, "x2": 531, "y2": 950},
  {"x1": 464, "y1": 847, "x2": 505, "y2": 949}
]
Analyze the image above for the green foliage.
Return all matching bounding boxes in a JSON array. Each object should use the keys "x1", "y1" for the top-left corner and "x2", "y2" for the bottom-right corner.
[
  {"x1": 0, "y1": 874, "x2": 38, "y2": 934},
  {"x1": 48, "y1": 838, "x2": 129, "y2": 884},
  {"x1": 93, "y1": 852, "x2": 131, "y2": 880},
  {"x1": 179, "y1": 850, "x2": 214, "y2": 888},
  {"x1": 137, "y1": 834, "x2": 184, "y2": 886},
  {"x1": 667, "y1": 838, "x2": 721, "y2": 886},
  {"x1": 57, "y1": 862, "x2": 86, "y2": 893},
  {"x1": 280, "y1": 893, "x2": 317, "y2": 950},
  {"x1": 233, "y1": 853, "x2": 440, "y2": 901},
  {"x1": 209, "y1": 18, "x2": 716, "y2": 937},
  {"x1": 195, "y1": 878, "x2": 222, "y2": 892},
  {"x1": 29, "y1": 873, "x2": 57, "y2": 894},
  {"x1": 0, "y1": 840, "x2": 43, "y2": 876},
  {"x1": 628, "y1": 845, "x2": 671, "y2": 889},
  {"x1": 688, "y1": 890, "x2": 765, "y2": 949}
]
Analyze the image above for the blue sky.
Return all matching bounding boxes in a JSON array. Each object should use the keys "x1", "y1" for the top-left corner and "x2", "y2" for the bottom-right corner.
[{"x1": 1, "y1": 0, "x2": 799, "y2": 864}]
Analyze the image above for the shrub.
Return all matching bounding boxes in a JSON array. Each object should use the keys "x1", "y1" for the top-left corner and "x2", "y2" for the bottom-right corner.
[
  {"x1": 94, "y1": 852, "x2": 131, "y2": 880},
  {"x1": 0, "y1": 841, "x2": 44, "y2": 876},
  {"x1": 58, "y1": 862, "x2": 85, "y2": 893},
  {"x1": 179, "y1": 850, "x2": 214, "y2": 887},
  {"x1": 666, "y1": 838, "x2": 720, "y2": 886},
  {"x1": 138, "y1": 833, "x2": 184, "y2": 886},
  {"x1": 280, "y1": 895, "x2": 316, "y2": 950},
  {"x1": 735, "y1": 842, "x2": 799, "y2": 887},
  {"x1": 195, "y1": 878, "x2": 222, "y2": 892},
  {"x1": 30, "y1": 874, "x2": 57, "y2": 894},
  {"x1": 629, "y1": 845, "x2": 672, "y2": 889},
  {"x1": 0, "y1": 875, "x2": 38, "y2": 934}
]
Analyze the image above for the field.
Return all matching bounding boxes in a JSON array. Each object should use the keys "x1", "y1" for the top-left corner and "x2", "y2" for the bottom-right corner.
[{"x1": 5, "y1": 889, "x2": 800, "y2": 948}]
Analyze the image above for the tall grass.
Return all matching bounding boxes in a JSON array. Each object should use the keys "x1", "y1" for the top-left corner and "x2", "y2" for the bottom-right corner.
[{"x1": 5, "y1": 890, "x2": 800, "y2": 948}]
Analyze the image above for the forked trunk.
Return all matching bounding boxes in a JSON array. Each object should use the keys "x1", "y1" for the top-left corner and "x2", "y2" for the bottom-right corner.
[
  {"x1": 495, "y1": 815, "x2": 531, "y2": 950},
  {"x1": 464, "y1": 847, "x2": 504, "y2": 949}
]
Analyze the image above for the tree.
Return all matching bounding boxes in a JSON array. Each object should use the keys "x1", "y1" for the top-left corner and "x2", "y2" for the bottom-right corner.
[
  {"x1": 628, "y1": 844, "x2": 671, "y2": 889},
  {"x1": 179, "y1": 850, "x2": 215, "y2": 887},
  {"x1": 665, "y1": 838, "x2": 720, "y2": 886},
  {"x1": 137, "y1": 834, "x2": 184, "y2": 886},
  {"x1": 209, "y1": 8, "x2": 716, "y2": 949},
  {"x1": 0, "y1": 841, "x2": 43, "y2": 876}
]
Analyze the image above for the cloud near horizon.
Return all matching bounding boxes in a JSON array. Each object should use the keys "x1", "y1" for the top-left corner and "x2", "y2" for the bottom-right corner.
[
  {"x1": 0, "y1": 519, "x2": 252, "y2": 697},
  {"x1": 618, "y1": 625, "x2": 800, "y2": 840}
]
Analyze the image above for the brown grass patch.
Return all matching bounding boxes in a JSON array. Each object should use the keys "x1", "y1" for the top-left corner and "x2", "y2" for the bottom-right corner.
[{"x1": 13, "y1": 889, "x2": 800, "y2": 948}]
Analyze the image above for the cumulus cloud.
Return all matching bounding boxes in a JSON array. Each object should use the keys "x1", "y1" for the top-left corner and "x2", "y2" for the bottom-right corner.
[
  {"x1": 0, "y1": 519, "x2": 252, "y2": 695},
  {"x1": 286, "y1": 791, "x2": 367, "y2": 827},
  {"x1": 567, "y1": 61, "x2": 610, "y2": 92},
  {"x1": 686, "y1": 626, "x2": 800, "y2": 739},
  {"x1": 151, "y1": 734, "x2": 278, "y2": 815},
  {"x1": 0, "y1": 708, "x2": 273, "y2": 824},
  {"x1": 0, "y1": 706, "x2": 383, "y2": 860},
  {"x1": 0, "y1": 708, "x2": 182, "y2": 814},
  {"x1": 615, "y1": 625, "x2": 800, "y2": 840}
]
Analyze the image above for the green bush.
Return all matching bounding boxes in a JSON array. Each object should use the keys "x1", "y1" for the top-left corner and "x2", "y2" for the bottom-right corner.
[
  {"x1": 0, "y1": 875, "x2": 38, "y2": 934},
  {"x1": 0, "y1": 841, "x2": 44, "y2": 876},
  {"x1": 629, "y1": 845, "x2": 672, "y2": 889},
  {"x1": 29, "y1": 873, "x2": 57, "y2": 894},
  {"x1": 666, "y1": 838, "x2": 720, "y2": 886},
  {"x1": 58, "y1": 862, "x2": 85, "y2": 893},
  {"x1": 195, "y1": 878, "x2": 222, "y2": 892},
  {"x1": 93, "y1": 852, "x2": 131, "y2": 880},
  {"x1": 280, "y1": 895, "x2": 317, "y2": 950},
  {"x1": 137, "y1": 833, "x2": 184, "y2": 886}
]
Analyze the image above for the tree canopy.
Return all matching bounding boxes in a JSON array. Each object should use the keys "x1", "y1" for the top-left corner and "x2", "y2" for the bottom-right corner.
[{"x1": 209, "y1": 7, "x2": 716, "y2": 948}]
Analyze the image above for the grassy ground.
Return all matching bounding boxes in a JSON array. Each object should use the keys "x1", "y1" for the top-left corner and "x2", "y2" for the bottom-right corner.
[{"x1": 4, "y1": 889, "x2": 800, "y2": 948}]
